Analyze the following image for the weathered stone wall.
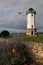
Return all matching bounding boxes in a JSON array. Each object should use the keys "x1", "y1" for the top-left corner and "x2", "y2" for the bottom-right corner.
[
  {"x1": 24, "y1": 42, "x2": 43, "y2": 64},
  {"x1": 26, "y1": 28, "x2": 36, "y2": 35}
]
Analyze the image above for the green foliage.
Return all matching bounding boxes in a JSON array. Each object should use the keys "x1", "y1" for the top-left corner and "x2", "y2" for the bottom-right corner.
[{"x1": 0, "y1": 43, "x2": 34, "y2": 65}]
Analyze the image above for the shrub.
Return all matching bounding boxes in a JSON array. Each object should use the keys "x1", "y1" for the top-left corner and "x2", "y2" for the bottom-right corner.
[
  {"x1": 0, "y1": 42, "x2": 35, "y2": 65},
  {"x1": 1, "y1": 30, "x2": 9, "y2": 37}
]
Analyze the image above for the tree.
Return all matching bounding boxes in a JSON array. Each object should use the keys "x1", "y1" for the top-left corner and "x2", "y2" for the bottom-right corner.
[{"x1": 1, "y1": 30, "x2": 9, "y2": 37}]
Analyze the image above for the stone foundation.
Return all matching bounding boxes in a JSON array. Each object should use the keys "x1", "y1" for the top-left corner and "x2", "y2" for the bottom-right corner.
[{"x1": 26, "y1": 28, "x2": 36, "y2": 35}]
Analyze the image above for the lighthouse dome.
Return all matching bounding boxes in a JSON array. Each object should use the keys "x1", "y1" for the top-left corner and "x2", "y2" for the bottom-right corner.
[{"x1": 26, "y1": 8, "x2": 36, "y2": 15}]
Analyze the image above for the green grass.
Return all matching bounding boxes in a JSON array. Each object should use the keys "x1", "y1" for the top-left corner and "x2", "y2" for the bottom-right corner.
[
  {"x1": 0, "y1": 33, "x2": 43, "y2": 43},
  {"x1": 23, "y1": 34, "x2": 43, "y2": 42}
]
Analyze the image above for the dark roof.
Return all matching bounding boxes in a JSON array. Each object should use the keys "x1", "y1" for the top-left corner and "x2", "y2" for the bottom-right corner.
[{"x1": 26, "y1": 8, "x2": 36, "y2": 15}]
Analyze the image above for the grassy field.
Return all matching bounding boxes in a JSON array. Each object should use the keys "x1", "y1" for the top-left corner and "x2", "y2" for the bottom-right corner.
[
  {"x1": 0, "y1": 34, "x2": 43, "y2": 43},
  {"x1": 22, "y1": 34, "x2": 43, "y2": 42}
]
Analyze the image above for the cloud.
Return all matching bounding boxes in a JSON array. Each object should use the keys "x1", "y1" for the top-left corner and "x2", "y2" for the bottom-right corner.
[
  {"x1": 0, "y1": 0, "x2": 43, "y2": 33},
  {"x1": 0, "y1": 27, "x2": 26, "y2": 33}
]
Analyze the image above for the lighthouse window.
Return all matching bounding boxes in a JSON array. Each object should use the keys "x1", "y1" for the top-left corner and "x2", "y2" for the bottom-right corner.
[
  {"x1": 31, "y1": 14, "x2": 33, "y2": 16},
  {"x1": 31, "y1": 25, "x2": 33, "y2": 28}
]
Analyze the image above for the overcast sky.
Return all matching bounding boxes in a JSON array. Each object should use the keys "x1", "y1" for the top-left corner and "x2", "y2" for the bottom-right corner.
[{"x1": 0, "y1": 0, "x2": 43, "y2": 33}]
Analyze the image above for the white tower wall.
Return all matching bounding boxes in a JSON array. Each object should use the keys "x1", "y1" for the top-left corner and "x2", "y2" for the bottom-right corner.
[{"x1": 27, "y1": 13, "x2": 35, "y2": 29}]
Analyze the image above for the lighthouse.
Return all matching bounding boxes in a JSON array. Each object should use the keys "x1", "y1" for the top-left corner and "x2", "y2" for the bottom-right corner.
[{"x1": 26, "y1": 8, "x2": 37, "y2": 35}]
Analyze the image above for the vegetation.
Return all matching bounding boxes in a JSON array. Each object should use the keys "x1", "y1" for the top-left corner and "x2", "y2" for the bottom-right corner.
[
  {"x1": 23, "y1": 34, "x2": 43, "y2": 42},
  {"x1": 1, "y1": 30, "x2": 9, "y2": 37},
  {"x1": 0, "y1": 42, "x2": 34, "y2": 65},
  {"x1": 0, "y1": 34, "x2": 43, "y2": 65}
]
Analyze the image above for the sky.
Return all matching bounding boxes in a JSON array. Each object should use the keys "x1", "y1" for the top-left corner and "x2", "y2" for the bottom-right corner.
[{"x1": 0, "y1": 0, "x2": 43, "y2": 33}]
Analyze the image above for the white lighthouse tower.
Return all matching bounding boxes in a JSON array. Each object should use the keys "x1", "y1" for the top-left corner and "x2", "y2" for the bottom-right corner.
[{"x1": 26, "y1": 8, "x2": 37, "y2": 35}]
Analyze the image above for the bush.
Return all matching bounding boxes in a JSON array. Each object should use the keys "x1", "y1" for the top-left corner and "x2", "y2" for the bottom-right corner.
[
  {"x1": 1, "y1": 30, "x2": 9, "y2": 37},
  {"x1": 0, "y1": 42, "x2": 35, "y2": 65}
]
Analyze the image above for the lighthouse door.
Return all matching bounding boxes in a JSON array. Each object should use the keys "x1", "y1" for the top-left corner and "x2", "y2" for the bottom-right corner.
[{"x1": 31, "y1": 31, "x2": 33, "y2": 35}]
